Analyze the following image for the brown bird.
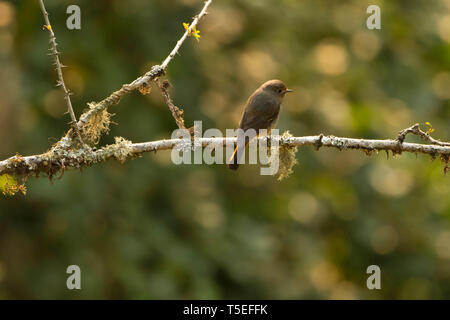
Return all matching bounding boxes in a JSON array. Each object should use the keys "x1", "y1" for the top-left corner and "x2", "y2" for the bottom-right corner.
[{"x1": 228, "y1": 79, "x2": 292, "y2": 170}]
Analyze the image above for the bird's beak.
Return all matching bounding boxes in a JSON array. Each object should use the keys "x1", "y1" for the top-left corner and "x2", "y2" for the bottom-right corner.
[{"x1": 286, "y1": 89, "x2": 293, "y2": 93}]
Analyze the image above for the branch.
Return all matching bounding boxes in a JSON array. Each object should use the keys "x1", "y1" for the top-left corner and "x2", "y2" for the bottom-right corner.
[
  {"x1": 1, "y1": 132, "x2": 449, "y2": 177},
  {"x1": 397, "y1": 123, "x2": 450, "y2": 147},
  {"x1": 76, "y1": 0, "x2": 213, "y2": 132},
  {"x1": 1, "y1": 0, "x2": 217, "y2": 195},
  {"x1": 156, "y1": 80, "x2": 187, "y2": 130},
  {"x1": 38, "y1": 0, "x2": 83, "y2": 143},
  {"x1": 160, "y1": 0, "x2": 212, "y2": 70}
]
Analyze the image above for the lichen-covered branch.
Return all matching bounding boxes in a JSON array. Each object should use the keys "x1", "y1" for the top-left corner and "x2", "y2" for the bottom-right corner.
[
  {"x1": 1, "y1": 131, "x2": 449, "y2": 178},
  {"x1": 38, "y1": 0, "x2": 83, "y2": 143},
  {"x1": 1, "y1": 0, "x2": 217, "y2": 195}
]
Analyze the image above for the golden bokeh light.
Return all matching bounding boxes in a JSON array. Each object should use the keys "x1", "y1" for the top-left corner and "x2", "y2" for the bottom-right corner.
[
  {"x1": 351, "y1": 31, "x2": 382, "y2": 61},
  {"x1": 238, "y1": 50, "x2": 278, "y2": 81},
  {"x1": 316, "y1": 90, "x2": 351, "y2": 131},
  {"x1": 288, "y1": 192, "x2": 321, "y2": 225},
  {"x1": 437, "y1": 15, "x2": 450, "y2": 43},
  {"x1": 314, "y1": 41, "x2": 348, "y2": 76},
  {"x1": 370, "y1": 164, "x2": 415, "y2": 197},
  {"x1": 379, "y1": 99, "x2": 413, "y2": 134},
  {"x1": 0, "y1": 1, "x2": 14, "y2": 28},
  {"x1": 309, "y1": 261, "x2": 340, "y2": 291},
  {"x1": 202, "y1": 7, "x2": 245, "y2": 47}
]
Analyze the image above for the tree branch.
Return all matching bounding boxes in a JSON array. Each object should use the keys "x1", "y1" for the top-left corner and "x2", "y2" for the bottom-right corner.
[
  {"x1": 38, "y1": 0, "x2": 83, "y2": 144},
  {"x1": 76, "y1": 0, "x2": 213, "y2": 132},
  {"x1": 156, "y1": 79, "x2": 187, "y2": 130},
  {"x1": 160, "y1": 0, "x2": 212, "y2": 70},
  {"x1": 1, "y1": 132, "x2": 449, "y2": 177},
  {"x1": 397, "y1": 123, "x2": 450, "y2": 147}
]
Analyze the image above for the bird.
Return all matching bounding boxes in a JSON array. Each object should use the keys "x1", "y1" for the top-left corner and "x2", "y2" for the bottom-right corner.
[{"x1": 228, "y1": 79, "x2": 292, "y2": 170}]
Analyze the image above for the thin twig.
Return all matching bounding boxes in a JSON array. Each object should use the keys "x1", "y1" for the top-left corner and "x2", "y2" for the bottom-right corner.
[
  {"x1": 156, "y1": 79, "x2": 186, "y2": 130},
  {"x1": 397, "y1": 123, "x2": 450, "y2": 147},
  {"x1": 160, "y1": 0, "x2": 212, "y2": 70},
  {"x1": 38, "y1": 0, "x2": 83, "y2": 144}
]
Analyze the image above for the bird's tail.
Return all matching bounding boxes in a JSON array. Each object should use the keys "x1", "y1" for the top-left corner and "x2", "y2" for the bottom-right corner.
[
  {"x1": 227, "y1": 134, "x2": 255, "y2": 170},
  {"x1": 228, "y1": 145, "x2": 242, "y2": 170}
]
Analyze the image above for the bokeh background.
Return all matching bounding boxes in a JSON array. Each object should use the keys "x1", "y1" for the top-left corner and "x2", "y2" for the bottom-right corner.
[{"x1": 0, "y1": 0, "x2": 450, "y2": 299}]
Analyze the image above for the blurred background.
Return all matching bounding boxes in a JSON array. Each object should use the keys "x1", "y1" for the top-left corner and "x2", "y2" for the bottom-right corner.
[{"x1": 0, "y1": 0, "x2": 450, "y2": 299}]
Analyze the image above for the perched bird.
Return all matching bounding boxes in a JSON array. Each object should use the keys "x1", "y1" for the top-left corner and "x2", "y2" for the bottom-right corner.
[{"x1": 228, "y1": 79, "x2": 292, "y2": 170}]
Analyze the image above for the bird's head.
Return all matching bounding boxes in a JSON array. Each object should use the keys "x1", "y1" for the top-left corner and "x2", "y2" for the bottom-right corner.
[{"x1": 261, "y1": 79, "x2": 293, "y2": 98}]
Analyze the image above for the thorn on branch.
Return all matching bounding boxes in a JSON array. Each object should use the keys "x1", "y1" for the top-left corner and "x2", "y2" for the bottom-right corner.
[
  {"x1": 314, "y1": 134, "x2": 324, "y2": 150},
  {"x1": 39, "y1": 0, "x2": 84, "y2": 146}
]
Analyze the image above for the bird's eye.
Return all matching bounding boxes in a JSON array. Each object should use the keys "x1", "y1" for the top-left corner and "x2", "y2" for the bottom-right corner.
[{"x1": 278, "y1": 89, "x2": 282, "y2": 93}]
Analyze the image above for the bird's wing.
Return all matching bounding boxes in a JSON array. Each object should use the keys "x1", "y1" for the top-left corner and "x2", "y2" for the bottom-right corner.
[
  {"x1": 239, "y1": 90, "x2": 280, "y2": 131},
  {"x1": 240, "y1": 110, "x2": 279, "y2": 131},
  {"x1": 239, "y1": 105, "x2": 280, "y2": 132}
]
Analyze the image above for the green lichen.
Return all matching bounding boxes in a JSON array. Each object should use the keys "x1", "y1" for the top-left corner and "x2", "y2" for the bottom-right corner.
[
  {"x1": 277, "y1": 131, "x2": 298, "y2": 181},
  {"x1": 80, "y1": 102, "x2": 112, "y2": 145},
  {"x1": 96, "y1": 137, "x2": 132, "y2": 163}
]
